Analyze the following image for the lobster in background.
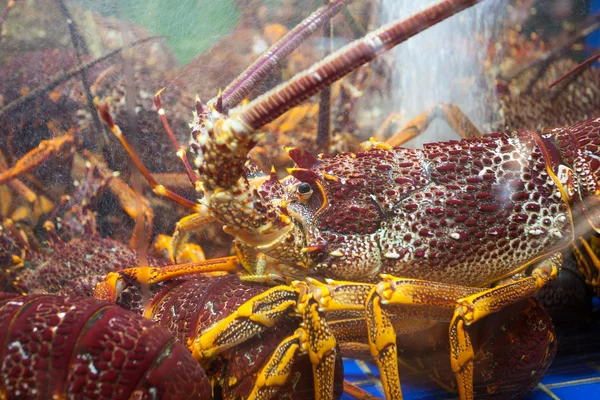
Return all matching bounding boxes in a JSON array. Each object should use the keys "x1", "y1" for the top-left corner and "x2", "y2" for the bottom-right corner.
[{"x1": 87, "y1": 0, "x2": 600, "y2": 398}]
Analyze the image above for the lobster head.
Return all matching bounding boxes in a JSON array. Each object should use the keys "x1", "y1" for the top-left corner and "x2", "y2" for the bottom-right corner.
[{"x1": 240, "y1": 143, "x2": 428, "y2": 282}]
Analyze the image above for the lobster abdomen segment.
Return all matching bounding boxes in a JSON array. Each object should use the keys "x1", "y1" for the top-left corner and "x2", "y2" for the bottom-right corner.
[{"x1": 0, "y1": 294, "x2": 212, "y2": 399}]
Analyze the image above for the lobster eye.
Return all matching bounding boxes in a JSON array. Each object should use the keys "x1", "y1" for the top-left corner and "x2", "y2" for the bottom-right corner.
[{"x1": 297, "y1": 182, "x2": 313, "y2": 202}]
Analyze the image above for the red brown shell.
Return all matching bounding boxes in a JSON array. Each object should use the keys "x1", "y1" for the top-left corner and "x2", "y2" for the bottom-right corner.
[
  {"x1": 0, "y1": 293, "x2": 212, "y2": 399},
  {"x1": 281, "y1": 130, "x2": 574, "y2": 285}
]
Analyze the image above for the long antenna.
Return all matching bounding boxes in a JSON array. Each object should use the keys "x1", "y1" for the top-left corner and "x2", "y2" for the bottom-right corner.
[{"x1": 237, "y1": 0, "x2": 483, "y2": 130}]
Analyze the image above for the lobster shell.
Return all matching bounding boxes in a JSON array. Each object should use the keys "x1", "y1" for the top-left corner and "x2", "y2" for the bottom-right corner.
[{"x1": 0, "y1": 293, "x2": 212, "y2": 399}]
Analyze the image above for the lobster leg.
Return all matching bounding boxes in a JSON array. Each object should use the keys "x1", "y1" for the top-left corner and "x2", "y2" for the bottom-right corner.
[
  {"x1": 0, "y1": 151, "x2": 54, "y2": 223},
  {"x1": 573, "y1": 235, "x2": 600, "y2": 296},
  {"x1": 95, "y1": 99, "x2": 204, "y2": 212},
  {"x1": 364, "y1": 287, "x2": 403, "y2": 399},
  {"x1": 93, "y1": 256, "x2": 241, "y2": 301},
  {"x1": 188, "y1": 283, "x2": 339, "y2": 400},
  {"x1": 153, "y1": 233, "x2": 206, "y2": 263},
  {"x1": 448, "y1": 254, "x2": 560, "y2": 400},
  {"x1": 0, "y1": 129, "x2": 76, "y2": 185},
  {"x1": 170, "y1": 212, "x2": 217, "y2": 262},
  {"x1": 78, "y1": 150, "x2": 155, "y2": 245},
  {"x1": 311, "y1": 278, "x2": 479, "y2": 399},
  {"x1": 191, "y1": 285, "x2": 301, "y2": 359},
  {"x1": 249, "y1": 329, "x2": 308, "y2": 399},
  {"x1": 310, "y1": 254, "x2": 561, "y2": 400},
  {"x1": 383, "y1": 103, "x2": 482, "y2": 147}
]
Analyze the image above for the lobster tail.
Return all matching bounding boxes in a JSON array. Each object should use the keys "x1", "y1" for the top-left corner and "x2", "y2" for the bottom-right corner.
[{"x1": 0, "y1": 294, "x2": 212, "y2": 399}]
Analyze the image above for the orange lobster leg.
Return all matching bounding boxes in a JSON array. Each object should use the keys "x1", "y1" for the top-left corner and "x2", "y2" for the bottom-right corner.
[
  {"x1": 187, "y1": 283, "x2": 338, "y2": 400},
  {"x1": 95, "y1": 99, "x2": 203, "y2": 213},
  {"x1": 190, "y1": 285, "x2": 301, "y2": 360},
  {"x1": 384, "y1": 103, "x2": 483, "y2": 147},
  {"x1": 0, "y1": 130, "x2": 76, "y2": 185},
  {"x1": 93, "y1": 256, "x2": 242, "y2": 302},
  {"x1": 169, "y1": 212, "x2": 217, "y2": 262},
  {"x1": 249, "y1": 330, "x2": 307, "y2": 400},
  {"x1": 153, "y1": 234, "x2": 206, "y2": 263},
  {"x1": 573, "y1": 234, "x2": 600, "y2": 295},
  {"x1": 250, "y1": 296, "x2": 338, "y2": 400},
  {"x1": 309, "y1": 254, "x2": 561, "y2": 400}
]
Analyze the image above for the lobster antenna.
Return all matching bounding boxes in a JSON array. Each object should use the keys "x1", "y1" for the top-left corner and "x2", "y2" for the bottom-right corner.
[
  {"x1": 217, "y1": 0, "x2": 353, "y2": 111},
  {"x1": 502, "y1": 10, "x2": 600, "y2": 84},
  {"x1": 547, "y1": 50, "x2": 600, "y2": 89},
  {"x1": 237, "y1": 0, "x2": 483, "y2": 130},
  {"x1": 316, "y1": 0, "x2": 334, "y2": 153},
  {"x1": 0, "y1": 35, "x2": 164, "y2": 117},
  {"x1": 55, "y1": 0, "x2": 107, "y2": 148}
]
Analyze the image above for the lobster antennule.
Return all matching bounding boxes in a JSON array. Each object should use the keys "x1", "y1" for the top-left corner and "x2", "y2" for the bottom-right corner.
[
  {"x1": 217, "y1": 0, "x2": 353, "y2": 111},
  {"x1": 234, "y1": 0, "x2": 482, "y2": 131}
]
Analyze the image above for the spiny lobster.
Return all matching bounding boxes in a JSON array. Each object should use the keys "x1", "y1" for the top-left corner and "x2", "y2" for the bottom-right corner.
[
  {"x1": 0, "y1": 150, "x2": 555, "y2": 399},
  {"x1": 89, "y1": 0, "x2": 599, "y2": 399}
]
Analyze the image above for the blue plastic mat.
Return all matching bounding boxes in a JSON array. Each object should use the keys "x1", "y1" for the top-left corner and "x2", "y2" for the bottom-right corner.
[{"x1": 342, "y1": 299, "x2": 600, "y2": 399}]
